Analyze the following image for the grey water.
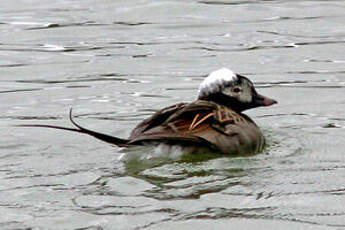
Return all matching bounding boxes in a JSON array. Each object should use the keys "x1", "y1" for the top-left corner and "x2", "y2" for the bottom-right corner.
[{"x1": 1, "y1": 0, "x2": 345, "y2": 229}]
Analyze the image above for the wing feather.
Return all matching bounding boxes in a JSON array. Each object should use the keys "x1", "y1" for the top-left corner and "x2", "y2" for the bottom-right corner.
[{"x1": 127, "y1": 100, "x2": 252, "y2": 151}]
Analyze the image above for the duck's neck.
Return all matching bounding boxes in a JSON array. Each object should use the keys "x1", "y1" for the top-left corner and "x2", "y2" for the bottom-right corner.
[{"x1": 199, "y1": 92, "x2": 249, "y2": 113}]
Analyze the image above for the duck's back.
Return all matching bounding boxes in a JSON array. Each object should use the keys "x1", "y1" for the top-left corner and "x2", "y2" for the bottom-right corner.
[{"x1": 128, "y1": 100, "x2": 265, "y2": 154}]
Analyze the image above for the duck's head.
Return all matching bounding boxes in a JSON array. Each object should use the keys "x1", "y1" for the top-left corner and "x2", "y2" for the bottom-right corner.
[{"x1": 198, "y1": 68, "x2": 277, "y2": 112}]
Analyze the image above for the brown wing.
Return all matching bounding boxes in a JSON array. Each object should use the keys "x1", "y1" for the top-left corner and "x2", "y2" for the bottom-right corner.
[
  {"x1": 129, "y1": 102, "x2": 187, "y2": 139},
  {"x1": 128, "y1": 100, "x2": 254, "y2": 151}
]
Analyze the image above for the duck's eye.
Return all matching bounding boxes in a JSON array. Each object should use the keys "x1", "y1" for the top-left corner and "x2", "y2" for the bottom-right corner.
[{"x1": 233, "y1": 87, "x2": 241, "y2": 93}]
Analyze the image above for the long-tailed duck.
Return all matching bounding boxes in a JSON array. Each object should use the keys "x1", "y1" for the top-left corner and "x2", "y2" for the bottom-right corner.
[{"x1": 21, "y1": 68, "x2": 277, "y2": 155}]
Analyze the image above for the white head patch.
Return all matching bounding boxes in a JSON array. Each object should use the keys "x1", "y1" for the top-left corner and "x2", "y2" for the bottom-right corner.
[{"x1": 198, "y1": 68, "x2": 238, "y2": 99}]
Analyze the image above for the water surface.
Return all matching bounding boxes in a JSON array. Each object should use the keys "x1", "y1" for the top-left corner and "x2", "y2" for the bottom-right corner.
[{"x1": 1, "y1": 0, "x2": 345, "y2": 229}]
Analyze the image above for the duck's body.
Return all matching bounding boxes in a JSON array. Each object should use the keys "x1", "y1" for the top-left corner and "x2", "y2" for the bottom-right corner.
[
  {"x1": 20, "y1": 68, "x2": 277, "y2": 155},
  {"x1": 127, "y1": 100, "x2": 264, "y2": 154}
]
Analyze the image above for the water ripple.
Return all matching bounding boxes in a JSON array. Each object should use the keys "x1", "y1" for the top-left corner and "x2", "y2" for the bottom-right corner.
[
  {"x1": 0, "y1": 43, "x2": 101, "y2": 53},
  {"x1": 0, "y1": 63, "x2": 27, "y2": 68},
  {"x1": 0, "y1": 115, "x2": 61, "y2": 121},
  {"x1": 2, "y1": 21, "x2": 107, "y2": 30},
  {"x1": 305, "y1": 59, "x2": 345, "y2": 63},
  {"x1": 0, "y1": 88, "x2": 42, "y2": 94},
  {"x1": 113, "y1": 21, "x2": 153, "y2": 26},
  {"x1": 199, "y1": 0, "x2": 268, "y2": 6},
  {"x1": 15, "y1": 74, "x2": 132, "y2": 85},
  {"x1": 258, "y1": 30, "x2": 339, "y2": 39},
  {"x1": 182, "y1": 43, "x2": 297, "y2": 52}
]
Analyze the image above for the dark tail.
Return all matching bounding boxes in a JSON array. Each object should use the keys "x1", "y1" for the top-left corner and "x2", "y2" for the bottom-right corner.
[{"x1": 17, "y1": 109, "x2": 129, "y2": 147}]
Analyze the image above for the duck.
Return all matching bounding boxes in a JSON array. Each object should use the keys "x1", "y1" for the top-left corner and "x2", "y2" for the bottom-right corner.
[{"x1": 21, "y1": 68, "x2": 277, "y2": 155}]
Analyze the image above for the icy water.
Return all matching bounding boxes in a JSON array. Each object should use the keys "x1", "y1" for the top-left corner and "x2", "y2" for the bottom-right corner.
[{"x1": 1, "y1": 0, "x2": 345, "y2": 229}]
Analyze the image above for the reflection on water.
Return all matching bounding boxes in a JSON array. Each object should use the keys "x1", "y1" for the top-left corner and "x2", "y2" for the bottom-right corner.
[{"x1": 1, "y1": 0, "x2": 345, "y2": 229}]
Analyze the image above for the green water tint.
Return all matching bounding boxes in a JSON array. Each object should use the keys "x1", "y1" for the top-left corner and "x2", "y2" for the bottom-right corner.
[
  {"x1": 122, "y1": 152, "x2": 260, "y2": 189},
  {"x1": 123, "y1": 148, "x2": 254, "y2": 174}
]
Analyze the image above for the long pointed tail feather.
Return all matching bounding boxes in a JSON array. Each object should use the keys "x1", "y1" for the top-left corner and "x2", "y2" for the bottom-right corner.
[{"x1": 17, "y1": 108, "x2": 129, "y2": 147}]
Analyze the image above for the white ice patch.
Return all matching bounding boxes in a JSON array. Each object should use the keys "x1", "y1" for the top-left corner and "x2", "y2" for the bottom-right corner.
[{"x1": 198, "y1": 68, "x2": 237, "y2": 99}]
